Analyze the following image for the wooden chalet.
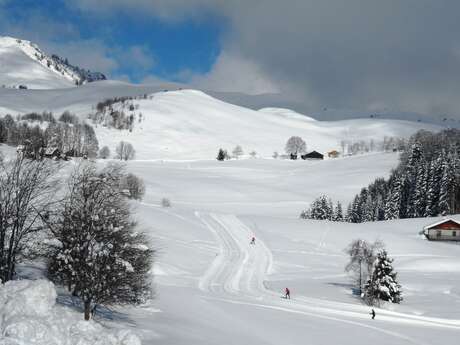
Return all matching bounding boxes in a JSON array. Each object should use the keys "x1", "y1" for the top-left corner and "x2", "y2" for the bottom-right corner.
[
  {"x1": 328, "y1": 150, "x2": 340, "y2": 158},
  {"x1": 43, "y1": 147, "x2": 61, "y2": 159},
  {"x1": 423, "y1": 218, "x2": 460, "y2": 241},
  {"x1": 301, "y1": 151, "x2": 324, "y2": 160}
]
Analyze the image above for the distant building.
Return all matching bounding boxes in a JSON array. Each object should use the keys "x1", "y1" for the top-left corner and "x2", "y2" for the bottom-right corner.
[
  {"x1": 328, "y1": 150, "x2": 340, "y2": 158},
  {"x1": 43, "y1": 147, "x2": 61, "y2": 159},
  {"x1": 423, "y1": 218, "x2": 460, "y2": 241},
  {"x1": 301, "y1": 151, "x2": 324, "y2": 160}
]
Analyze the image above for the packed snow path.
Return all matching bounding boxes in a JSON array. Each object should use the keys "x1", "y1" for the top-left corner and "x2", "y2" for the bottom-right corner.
[{"x1": 194, "y1": 212, "x2": 460, "y2": 344}]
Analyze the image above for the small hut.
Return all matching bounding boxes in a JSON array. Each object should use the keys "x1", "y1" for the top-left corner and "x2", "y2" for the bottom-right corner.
[
  {"x1": 328, "y1": 150, "x2": 340, "y2": 158},
  {"x1": 301, "y1": 151, "x2": 324, "y2": 160},
  {"x1": 423, "y1": 218, "x2": 460, "y2": 241}
]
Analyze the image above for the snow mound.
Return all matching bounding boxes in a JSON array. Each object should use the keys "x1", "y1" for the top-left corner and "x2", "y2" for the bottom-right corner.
[{"x1": 0, "y1": 279, "x2": 141, "y2": 345}]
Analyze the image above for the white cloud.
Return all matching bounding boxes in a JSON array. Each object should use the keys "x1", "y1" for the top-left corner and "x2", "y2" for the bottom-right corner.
[{"x1": 187, "y1": 51, "x2": 280, "y2": 95}]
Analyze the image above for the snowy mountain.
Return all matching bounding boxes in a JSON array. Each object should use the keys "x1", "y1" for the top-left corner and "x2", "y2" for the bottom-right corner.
[{"x1": 0, "y1": 36, "x2": 105, "y2": 89}]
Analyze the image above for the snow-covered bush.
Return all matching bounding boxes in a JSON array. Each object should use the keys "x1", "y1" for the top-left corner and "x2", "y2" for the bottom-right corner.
[
  {"x1": 0, "y1": 279, "x2": 142, "y2": 345},
  {"x1": 120, "y1": 173, "x2": 145, "y2": 200},
  {"x1": 363, "y1": 250, "x2": 402, "y2": 306},
  {"x1": 99, "y1": 145, "x2": 111, "y2": 159},
  {"x1": 232, "y1": 145, "x2": 244, "y2": 159},
  {"x1": 161, "y1": 197, "x2": 171, "y2": 208}
]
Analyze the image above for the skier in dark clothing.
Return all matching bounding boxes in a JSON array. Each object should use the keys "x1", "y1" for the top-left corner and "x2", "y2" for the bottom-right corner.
[
  {"x1": 285, "y1": 287, "x2": 290, "y2": 299},
  {"x1": 370, "y1": 309, "x2": 375, "y2": 319},
  {"x1": 250, "y1": 237, "x2": 255, "y2": 245}
]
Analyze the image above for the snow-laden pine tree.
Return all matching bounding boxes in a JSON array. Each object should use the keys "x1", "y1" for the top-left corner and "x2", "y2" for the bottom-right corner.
[
  {"x1": 412, "y1": 163, "x2": 428, "y2": 217},
  {"x1": 438, "y1": 152, "x2": 457, "y2": 216},
  {"x1": 47, "y1": 163, "x2": 153, "y2": 320},
  {"x1": 300, "y1": 195, "x2": 333, "y2": 220},
  {"x1": 384, "y1": 172, "x2": 403, "y2": 220},
  {"x1": 216, "y1": 148, "x2": 228, "y2": 161},
  {"x1": 363, "y1": 250, "x2": 402, "y2": 306},
  {"x1": 404, "y1": 143, "x2": 424, "y2": 218},
  {"x1": 333, "y1": 201, "x2": 343, "y2": 221},
  {"x1": 347, "y1": 195, "x2": 362, "y2": 223}
]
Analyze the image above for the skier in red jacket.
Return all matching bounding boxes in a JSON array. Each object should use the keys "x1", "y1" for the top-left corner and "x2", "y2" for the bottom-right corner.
[{"x1": 285, "y1": 287, "x2": 290, "y2": 299}]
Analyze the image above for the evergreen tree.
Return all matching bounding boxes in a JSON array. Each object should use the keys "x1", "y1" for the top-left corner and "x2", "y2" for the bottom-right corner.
[
  {"x1": 216, "y1": 148, "x2": 228, "y2": 161},
  {"x1": 363, "y1": 250, "x2": 402, "y2": 306},
  {"x1": 384, "y1": 173, "x2": 403, "y2": 220},
  {"x1": 333, "y1": 201, "x2": 343, "y2": 221}
]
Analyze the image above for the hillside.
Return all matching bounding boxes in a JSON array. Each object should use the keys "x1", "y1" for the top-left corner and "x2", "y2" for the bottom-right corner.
[
  {"x1": 92, "y1": 89, "x2": 440, "y2": 160},
  {"x1": 0, "y1": 81, "x2": 442, "y2": 159}
]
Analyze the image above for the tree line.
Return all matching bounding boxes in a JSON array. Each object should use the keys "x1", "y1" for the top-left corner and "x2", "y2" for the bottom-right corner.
[
  {"x1": 301, "y1": 129, "x2": 460, "y2": 222},
  {"x1": 0, "y1": 111, "x2": 99, "y2": 159}
]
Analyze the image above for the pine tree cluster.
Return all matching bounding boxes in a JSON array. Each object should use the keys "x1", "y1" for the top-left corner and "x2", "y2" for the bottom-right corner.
[
  {"x1": 300, "y1": 195, "x2": 343, "y2": 221},
  {"x1": 301, "y1": 129, "x2": 460, "y2": 222}
]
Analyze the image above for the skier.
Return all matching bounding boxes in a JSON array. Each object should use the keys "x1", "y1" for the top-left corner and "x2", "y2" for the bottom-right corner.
[
  {"x1": 250, "y1": 237, "x2": 256, "y2": 245},
  {"x1": 370, "y1": 309, "x2": 375, "y2": 320},
  {"x1": 285, "y1": 287, "x2": 290, "y2": 299}
]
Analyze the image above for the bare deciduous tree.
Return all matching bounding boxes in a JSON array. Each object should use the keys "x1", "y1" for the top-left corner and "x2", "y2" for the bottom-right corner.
[
  {"x1": 115, "y1": 141, "x2": 135, "y2": 161},
  {"x1": 0, "y1": 156, "x2": 59, "y2": 282},
  {"x1": 232, "y1": 145, "x2": 244, "y2": 159},
  {"x1": 285, "y1": 136, "x2": 306, "y2": 158},
  {"x1": 345, "y1": 239, "x2": 384, "y2": 295}
]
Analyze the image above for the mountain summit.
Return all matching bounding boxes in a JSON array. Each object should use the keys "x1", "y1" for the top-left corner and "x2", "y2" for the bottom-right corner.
[{"x1": 0, "y1": 36, "x2": 105, "y2": 89}]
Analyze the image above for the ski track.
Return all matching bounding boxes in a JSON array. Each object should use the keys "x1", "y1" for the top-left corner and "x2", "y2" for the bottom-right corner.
[{"x1": 195, "y1": 211, "x2": 460, "y2": 344}]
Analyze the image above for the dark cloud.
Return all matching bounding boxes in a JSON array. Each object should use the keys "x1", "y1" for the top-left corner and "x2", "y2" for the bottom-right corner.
[
  {"x1": 68, "y1": 0, "x2": 460, "y2": 116},
  {"x1": 4, "y1": 0, "x2": 460, "y2": 117}
]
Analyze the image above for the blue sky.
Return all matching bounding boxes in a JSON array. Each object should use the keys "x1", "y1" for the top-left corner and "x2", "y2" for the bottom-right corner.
[{"x1": 0, "y1": 0, "x2": 225, "y2": 82}]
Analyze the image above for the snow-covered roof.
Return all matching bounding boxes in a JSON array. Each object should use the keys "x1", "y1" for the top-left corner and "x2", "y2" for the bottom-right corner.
[
  {"x1": 423, "y1": 218, "x2": 460, "y2": 230},
  {"x1": 44, "y1": 147, "x2": 59, "y2": 155}
]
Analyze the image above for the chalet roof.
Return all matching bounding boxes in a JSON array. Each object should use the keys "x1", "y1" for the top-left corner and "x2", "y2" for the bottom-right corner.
[
  {"x1": 303, "y1": 150, "x2": 324, "y2": 158},
  {"x1": 423, "y1": 218, "x2": 460, "y2": 230},
  {"x1": 44, "y1": 147, "x2": 59, "y2": 155}
]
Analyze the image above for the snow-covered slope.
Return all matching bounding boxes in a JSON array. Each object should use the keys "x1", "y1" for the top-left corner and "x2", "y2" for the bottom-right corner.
[
  {"x1": 93, "y1": 89, "x2": 441, "y2": 159},
  {"x1": 0, "y1": 81, "x2": 442, "y2": 159},
  {"x1": 0, "y1": 36, "x2": 78, "y2": 89},
  {"x1": 103, "y1": 154, "x2": 460, "y2": 345}
]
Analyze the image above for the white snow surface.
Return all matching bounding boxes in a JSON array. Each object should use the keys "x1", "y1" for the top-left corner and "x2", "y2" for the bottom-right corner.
[
  {"x1": 0, "y1": 37, "x2": 76, "y2": 90},
  {"x1": 88, "y1": 153, "x2": 459, "y2": 345},
  {"x1": 0, "y1": 279, "x2": 141, "y2": 345}
]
